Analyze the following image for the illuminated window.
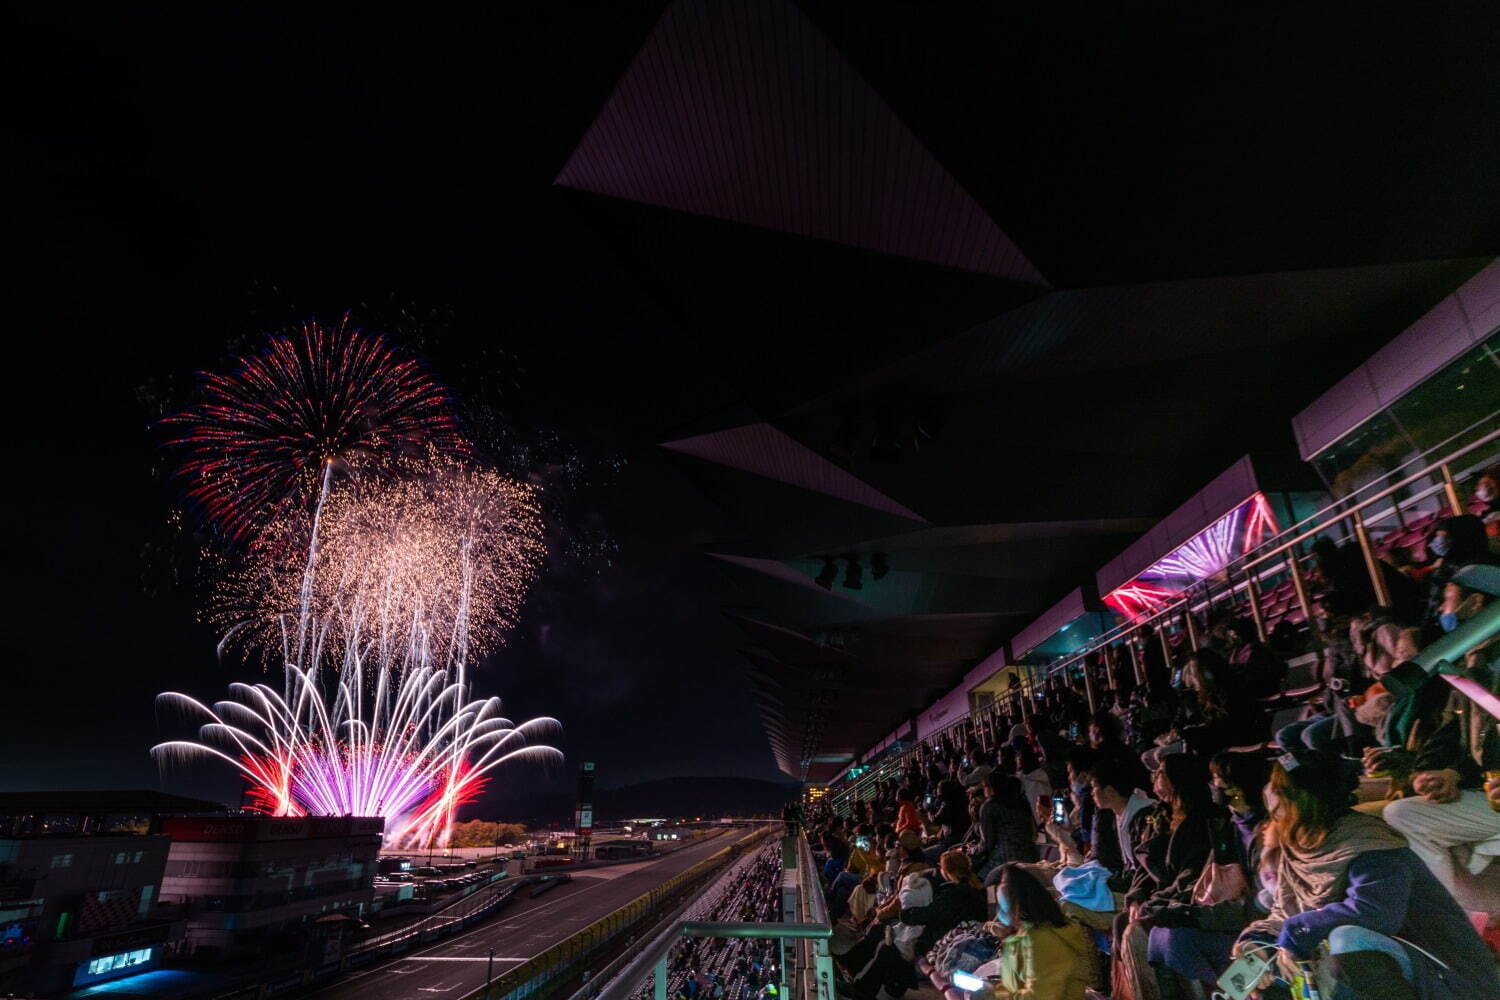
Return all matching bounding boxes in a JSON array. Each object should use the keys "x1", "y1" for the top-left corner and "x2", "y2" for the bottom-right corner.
[
  {"x1": 85, "y1": 947, "x2": 153, "y2": 976},
  {"x1": 50, "y1": 854, "x2": 72, "y2": 869}
]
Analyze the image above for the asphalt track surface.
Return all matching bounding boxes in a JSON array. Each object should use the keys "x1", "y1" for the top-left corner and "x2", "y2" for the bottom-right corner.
[{"x1": 309, "y1": 832, "x2": 744, "y2": 1000}]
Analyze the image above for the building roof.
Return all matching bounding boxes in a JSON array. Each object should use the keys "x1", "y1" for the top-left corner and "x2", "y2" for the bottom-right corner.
[{"x1": 550, "y1": 0, "x2": 1500, "y2": 780}]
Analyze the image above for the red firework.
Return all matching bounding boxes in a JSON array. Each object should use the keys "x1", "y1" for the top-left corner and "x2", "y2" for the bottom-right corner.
[{"x1": 163, "y1": 315, "x2": 470, "y2": 540}]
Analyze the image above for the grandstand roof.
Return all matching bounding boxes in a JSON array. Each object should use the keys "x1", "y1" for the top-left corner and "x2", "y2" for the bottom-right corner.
[{"x1": 554, "y1": 0, "x2": 1500, "y2": 780}]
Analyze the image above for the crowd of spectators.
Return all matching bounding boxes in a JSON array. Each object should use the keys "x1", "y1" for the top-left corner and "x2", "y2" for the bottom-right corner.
[
  {"x1": 800, "y1": 490, "x2": 1500, "y2": 1000},
  {"x1": 640, "y1": 842, "x2": 785, "y2": 1000}
]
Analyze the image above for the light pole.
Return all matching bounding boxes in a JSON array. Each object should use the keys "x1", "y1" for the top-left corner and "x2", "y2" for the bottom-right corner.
[{"x1": 487, "y1": 947, "x2": 494, "y2": 991}]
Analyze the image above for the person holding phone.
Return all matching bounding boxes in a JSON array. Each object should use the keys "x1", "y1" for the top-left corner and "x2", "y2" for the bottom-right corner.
[
  {"x1": 971, "y1": 863, "x2": 1092, "y2": 1000},
  {"x1": 1231, "y1": 730, "x2": 1498, "y2": 1000}
]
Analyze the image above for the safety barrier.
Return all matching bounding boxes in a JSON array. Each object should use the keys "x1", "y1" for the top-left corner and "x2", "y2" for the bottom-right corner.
[
  {"x1": 828, "y1": 412, "x2": 1500, "y2": 814},
  {"x1": 583, "y1": 832, "x2": 832, "y2": 1000},
  {"x1": 464, "y1": 826, "x2": 778, "y2": 1000}
]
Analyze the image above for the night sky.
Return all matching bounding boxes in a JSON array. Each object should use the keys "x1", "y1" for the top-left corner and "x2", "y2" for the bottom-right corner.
[{"x1": 4, "y1": 5, "x2": 787, "y2": 814}]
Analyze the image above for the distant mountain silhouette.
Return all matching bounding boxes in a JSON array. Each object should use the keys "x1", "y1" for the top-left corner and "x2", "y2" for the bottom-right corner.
[{"x1": 475, "y1": 776, "x2": 800, "y2": 826}]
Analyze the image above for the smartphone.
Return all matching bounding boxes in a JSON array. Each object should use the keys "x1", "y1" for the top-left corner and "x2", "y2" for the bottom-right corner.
[
  {"x1": 1217, "y1": 952, "x2": 1275, "y2": 1000},
  {"x1": 1069, "y1": 721, "x2": 1080, "y2": 741},
  {"x1": 1051, "y1": 795, "x2": 1067, "y2": 825},
  {"x1": 1171, "y1": 667, "x2": 1184, "y2": 687}
]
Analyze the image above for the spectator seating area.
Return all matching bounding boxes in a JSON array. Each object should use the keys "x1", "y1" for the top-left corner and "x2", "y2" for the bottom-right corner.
[
  {"x1": 639, "y1": 842, "x2": 785, "y2": 1000},
  {"x1": 801, "y1": 462, "x2": 1500, "y2": 1000}
]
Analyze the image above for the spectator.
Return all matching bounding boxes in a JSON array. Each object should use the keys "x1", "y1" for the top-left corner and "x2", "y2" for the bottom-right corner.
[
  {"x1": 1015, "y1": 744, "x2": 1051, "y2": 815},
  {"x1": 926, "y1": 778, "x2": 970, "y2": 850},
  {"x1": 1141, "y1": 752, "x2": 1272, "y2": 998},
  {"x1": 1089, "y1": 756, "x2": 1157, "y2": 893},
  {"x1": 1111, "y1": 754, "x2": 1216, "y2": 1000},
  {"x1": 1232, "y1": 750, "x2": 1499, "y2": 1000},
  {"x1": 975, "y1": 863, "x2": 1092, "y2": 1000},
  {"x1": 894, "y1": 786, "x2": 923, "y2": 835},
  {"x1": 1381, "y1": 583, "x2": 1500, "y2": 898},
  {"x1": 971, "y1": 772, "x2": 1037, "y2": 879},
  {"x1": 1217, "y1": 614, "x2": 1286, "y2": 700},
  {"x1": 903, "y1": 849, "x2": 988, "y2": 958}
]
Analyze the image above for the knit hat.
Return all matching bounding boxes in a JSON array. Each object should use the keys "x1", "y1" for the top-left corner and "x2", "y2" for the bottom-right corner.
[{"x1": 1274, "y1": 719, "x2": 1359, "y2": 799}]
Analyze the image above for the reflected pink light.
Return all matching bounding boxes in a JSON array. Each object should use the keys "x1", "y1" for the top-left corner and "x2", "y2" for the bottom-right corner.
[{"x1": 1106, "y1": 493, "x2": 1280, "y2": 621}]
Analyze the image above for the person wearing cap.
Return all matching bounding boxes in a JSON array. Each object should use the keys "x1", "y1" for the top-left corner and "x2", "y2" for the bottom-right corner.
[
  {"x1": 1378, "y1": 573, "x2": 1500, "y2": 899},
  {"x1": 1230, "y1": 737, "x2": 1499, "y2": 1000}
]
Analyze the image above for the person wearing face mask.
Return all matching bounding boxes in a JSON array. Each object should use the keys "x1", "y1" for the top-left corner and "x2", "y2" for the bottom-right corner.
[
  {"x1": 971, "y1": 863, "x2": 1092, "y2": 1000},
  {"x1": 1381, "y1": 573, "x2": 1500, "y2": 900},
  {"x1": 1421, "y1": 514, "x2": 1496, "y2": 639},
  {"x1": 1137, "y1": 753, "x2": 1272, "y2": 1000},
  {"x1": 1231, "y1": 734, "x2": 1499, "y2": 1000}
]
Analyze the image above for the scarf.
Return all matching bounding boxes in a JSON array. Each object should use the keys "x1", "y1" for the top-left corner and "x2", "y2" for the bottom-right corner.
[{"x1": 1274, "y1": 812, "x2": 1407, "y2": 917}]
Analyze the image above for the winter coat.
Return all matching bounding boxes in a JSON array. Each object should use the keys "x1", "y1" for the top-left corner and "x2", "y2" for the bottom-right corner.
[
  {"x1": 1125, "y1": 805, "x2": 1213, "y2": 910},
  {"x1": 1240, "y1": 813, "x2": 1500, "y2": 1000},
  {"x1": 973, "y1": 798, "x2": 1037, "y2": 870},
  {"x1": 900, "y1": 878, "x2": 988, "y2": 957}
]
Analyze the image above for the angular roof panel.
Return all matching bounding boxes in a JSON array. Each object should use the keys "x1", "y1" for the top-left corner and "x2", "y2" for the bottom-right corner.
[{"x1": 557, "y1": 0, "x2": 1046, "y2": 283}]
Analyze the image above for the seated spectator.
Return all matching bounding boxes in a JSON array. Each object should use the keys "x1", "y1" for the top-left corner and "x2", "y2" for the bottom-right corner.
[
  {"x1": 1381, "y1": 582, "x2": 1500, "y2": 899},
  {"x1": 927, "y1": 778, "x2": 971, "y2": 851},
  {"x1": 1089, "y1": 756, "x2": 1157, "y2": 894},
  {"x1": 846, "y1": 849, "x2": 983, "y2": 1000},
  {"x1": 1141, "y1": 752, "x2": 1272, "y2": 999},
  {"x1": 973, "y1": 863, "x2": 1092, "y2": 1000},
  {"x1": 971, "y1": 773, "x2": 1037, "y2": 880},
  {"x1": 894, "y1": 786, "x2": 923, "y2": 835},
  {"x1": 1111, "y1": 754, "x2": 1216, "y2": 1000},
  {"x1": 1421, "y1": 514, "x2": 1496, "y2": 635},
  {"x1": 1161, "y1": 649, "x2": 1256, "y2": 758},
  {"x1": 1016, "y1": 745, "x2": 1052, "y2": 816},
  {"x1": 1231, "y1": 747, "x2": 1500, "y2": 1000},
  {"x1": 1216, "y1": 614, "x2": 1287, "y2": 699},
  {"x1": 903, "y1": 849, "x2": 988, "y2": 958}
]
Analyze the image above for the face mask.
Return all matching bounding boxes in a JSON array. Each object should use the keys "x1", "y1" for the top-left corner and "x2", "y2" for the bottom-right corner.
[
  {"x1": 1430, "y1": 535, "x2": 1452, "y2": 558},
  {"x1": 1209, "y1": 785, "x2": 1229, "y2": 807},
  {"x1": 1479, "y1": 485, "x2": 1496, "y2": 503},
  {"x1": 1439, "y1": 611, "x2": 1460, "y2": 633},
  {"x1": 1072, "y1": 781, "x2": 1090, "y2": 802},
  {"x1": 995, "y1": 890, "x2": 1011, "y2": 927}
]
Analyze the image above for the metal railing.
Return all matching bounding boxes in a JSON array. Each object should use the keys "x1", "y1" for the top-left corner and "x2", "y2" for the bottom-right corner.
[
  {"x1": 589, "y1": 833, "x2": 833, "y2": 1000},
  {"x1": 464, "y1": 826, "x2": 779, "y2": 1000},
  {"x1": 826, "y1": 414, "x2": 1500, "y2": 813}
]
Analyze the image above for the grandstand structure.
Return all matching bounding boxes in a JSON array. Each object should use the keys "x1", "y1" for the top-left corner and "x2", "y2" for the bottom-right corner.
[{"x1": 544, "y1": 0, "x2": 1500, "y2": 790}]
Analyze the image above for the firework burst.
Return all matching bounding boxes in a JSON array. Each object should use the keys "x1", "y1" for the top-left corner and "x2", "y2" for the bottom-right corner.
[
  {"x1": 154, "y1": 665, "x2": 562, "y2": 847},
  {"x1": 156, "y1": 318, "x2": 560, "y2": 846},
  {"x1": 216, "y1": 452, "x2": 546, "y2": 674},
  {"x1": 162, "y1": 315, "x2": 469, "y2": 542}
]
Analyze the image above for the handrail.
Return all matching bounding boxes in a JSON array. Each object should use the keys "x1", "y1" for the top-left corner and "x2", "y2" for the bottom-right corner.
[
  {"x1": 586, "y1": 831, "x2": 833, "y2": 1000},
  {"x1": 592, "y1": 921, "x2": 831, "y2": 1000},
  {"x1": 828, "y1": 416, "x2": 1500, "y2": 811},
  {"x1": 1010, "y1": 421, "x2": 1500, "y2": 686},
  {"x1": 795, "y1": 830, "x2": 829, "y2": 927}
]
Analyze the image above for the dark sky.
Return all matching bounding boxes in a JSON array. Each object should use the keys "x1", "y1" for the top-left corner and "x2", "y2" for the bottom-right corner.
[{"x1": 3, "y1": 4, "x2": 788, "y2": 814}]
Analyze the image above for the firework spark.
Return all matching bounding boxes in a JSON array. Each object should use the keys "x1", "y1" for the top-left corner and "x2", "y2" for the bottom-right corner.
[
  {"x1": 216, "y1": 453, "x2": 546, "y2": 674},
  {"x1": 162, "y1": 316, "x2": 469, "y2": 541},
  {"x1": 154, "y1": 666, "x2": 562, "y2": 847},
  {"x1": 157, "y1": 319, "x2": 558, "y2": 846}
]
